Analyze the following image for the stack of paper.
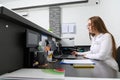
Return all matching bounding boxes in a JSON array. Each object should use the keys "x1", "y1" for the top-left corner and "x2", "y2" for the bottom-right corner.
[{"x1": 60, "y1": 59, "x2": 95, "y2": 68}]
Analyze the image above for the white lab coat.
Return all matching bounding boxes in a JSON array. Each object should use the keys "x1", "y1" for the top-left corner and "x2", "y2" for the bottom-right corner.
[{"x1": 78, "y1": 33, "x2": 118, "y2": 71}]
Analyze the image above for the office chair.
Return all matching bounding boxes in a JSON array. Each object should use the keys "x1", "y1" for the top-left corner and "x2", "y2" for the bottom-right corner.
[{"x1": 116, "y1": 46, "x2": 120, "y2": 72}]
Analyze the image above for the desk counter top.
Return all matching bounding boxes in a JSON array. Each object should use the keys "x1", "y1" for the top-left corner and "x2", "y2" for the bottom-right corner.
[
  {"x1": 1, "y1": 57, "x2": 119, "y2": 79},
  {"x1": 46, "y1": 57, "x2": 118, "y2": 78}
]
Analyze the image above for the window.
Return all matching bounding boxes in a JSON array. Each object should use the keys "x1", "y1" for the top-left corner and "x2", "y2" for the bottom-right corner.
[{"x1": 62, "y1": 23, "x2": 76, "y2": 34}]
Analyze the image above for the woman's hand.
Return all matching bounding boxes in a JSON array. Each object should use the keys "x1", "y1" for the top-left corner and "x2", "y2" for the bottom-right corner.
[
  {"x1": 82, "y1": 54, "x2": 89, "y2": 59},
  {"x1": 83, "y1": 54, "x2": 86, "y2": 58},
  {"x1": 71, "y1": 51, "x2": 78, "y2": 56}
]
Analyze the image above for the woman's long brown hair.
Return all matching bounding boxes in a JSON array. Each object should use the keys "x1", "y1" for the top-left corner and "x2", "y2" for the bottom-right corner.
[{"x1": 89, "y1": 16, "x2": 117, "y2": 60}]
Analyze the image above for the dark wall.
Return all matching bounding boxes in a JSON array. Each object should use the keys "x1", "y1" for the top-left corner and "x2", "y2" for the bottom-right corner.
[{"x1": 0, "y1": 19, "x2": 26, "y2": 75}]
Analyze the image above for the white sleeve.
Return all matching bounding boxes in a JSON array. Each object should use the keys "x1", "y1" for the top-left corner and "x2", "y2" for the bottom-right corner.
[
  {"x1": 85, "y1": 34, "x2": 112, "y2": 60},
  {"x1": 77, "y1": 51, "x2": 91, "y2": 55}
]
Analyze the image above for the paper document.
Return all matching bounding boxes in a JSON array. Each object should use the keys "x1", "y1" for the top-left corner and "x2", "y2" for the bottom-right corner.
[{"x1": 61, "y1": 59, "x2": 95, "y2": 65}]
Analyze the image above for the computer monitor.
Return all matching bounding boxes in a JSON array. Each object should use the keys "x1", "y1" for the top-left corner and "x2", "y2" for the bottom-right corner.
[{"x1": 26, "y1": 29, "x2": 40, "y2": 48}]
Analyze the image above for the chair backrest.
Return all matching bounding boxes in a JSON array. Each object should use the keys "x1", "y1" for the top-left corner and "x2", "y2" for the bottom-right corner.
[{"x1": 116, "y1": 46, "x2": 120, "y2": 71}]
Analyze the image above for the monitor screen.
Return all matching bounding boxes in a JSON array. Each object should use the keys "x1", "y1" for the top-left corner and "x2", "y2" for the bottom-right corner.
[{"x1": 26, "y1": 29, "x2": 40, "y2": 48}]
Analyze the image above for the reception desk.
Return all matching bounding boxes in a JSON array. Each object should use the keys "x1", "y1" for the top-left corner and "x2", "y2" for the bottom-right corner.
[
  {"x1": 46, "y1": 56, "x2": 118, "y2": 78},
  {"x1": 0, "y1": 54, "x2": 119, "y2": 79},
  {"x1": 64, "y1": 60, "x2": 117, "y2": 78},
  {"x1": 0, "y1": 58, "x2": 119, "y2": 79}
]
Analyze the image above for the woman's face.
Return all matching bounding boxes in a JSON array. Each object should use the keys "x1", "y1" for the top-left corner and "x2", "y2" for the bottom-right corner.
[
  {"x1": 87, "y1": 20, "x2": 96, "y2": 34},
  {"x1": 87, "y1": 20, "x2": 93, "y2": 33}
]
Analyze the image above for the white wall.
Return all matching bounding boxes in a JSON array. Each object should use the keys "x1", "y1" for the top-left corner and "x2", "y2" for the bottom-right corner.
[
  {"x1": 15, "y1": 7, "x2": 49, "y2": 30},
  {"x1": 28, "y1": 8, "x2": 49, "y2": 30},
  {"x1": 99, "y1": 0, "x2": 120, "y2": 47},
  {"x1": 2, "y1": 0, "x2": 120, "y2": 47},
  {"x1": 96, "y1": 0, "x2": 120, "y2": 47},
  {"x1": 61, "y1": 0, "x2": 100, "y2": 46},
  {"x1": 61, "y1": 0, "x2": 120, "y2": 47}
]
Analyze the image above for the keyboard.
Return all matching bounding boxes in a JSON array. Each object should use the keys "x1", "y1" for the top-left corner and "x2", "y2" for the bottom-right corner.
[{"x1": 54, "y1": 54, "x2": 76, "y2": 59}]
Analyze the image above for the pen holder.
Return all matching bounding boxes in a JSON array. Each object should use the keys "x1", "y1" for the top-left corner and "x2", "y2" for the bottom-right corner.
[{"x1": 47, "y1": 51, "x2": 53, "y2": 62}]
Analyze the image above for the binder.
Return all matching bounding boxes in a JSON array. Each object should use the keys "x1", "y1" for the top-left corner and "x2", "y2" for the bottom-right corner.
[{"x1": 73, "y1": 64, "x2": 94, "y2": 68}]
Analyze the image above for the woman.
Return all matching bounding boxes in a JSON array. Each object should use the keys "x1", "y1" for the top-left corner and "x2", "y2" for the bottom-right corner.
[{"x1": 72, "y1": 16, "x2": 118, "y2": 71}]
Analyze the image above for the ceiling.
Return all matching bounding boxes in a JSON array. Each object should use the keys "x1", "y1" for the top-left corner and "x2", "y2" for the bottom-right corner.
[
  {"x1": 0, "y1": 0, "x2": 89, "y2": 9},
  {"x1": 0, "y1": 0, "x2": 19, "y2": 3},
  {"x1": 1, "y1": 0, "x2": 88, "y2": 4}
]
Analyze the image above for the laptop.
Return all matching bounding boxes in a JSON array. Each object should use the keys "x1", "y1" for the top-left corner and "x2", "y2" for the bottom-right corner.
[{"x1": 53, "y1": 49, "x2": 77, "y2": 59}]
